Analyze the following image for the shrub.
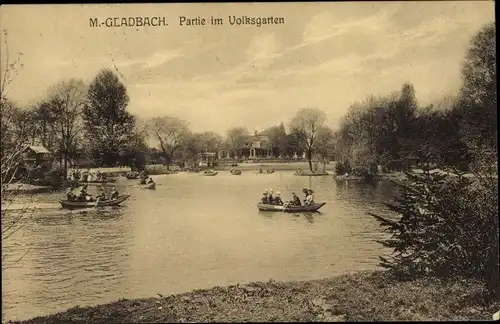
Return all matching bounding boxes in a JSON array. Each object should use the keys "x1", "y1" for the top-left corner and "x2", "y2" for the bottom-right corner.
[
  {"x1": 335, "y1": 160, "x2": 351, "y2": 175},
  {"x1": 369, "y1": 163, "x2": 499, "y2": 298}
]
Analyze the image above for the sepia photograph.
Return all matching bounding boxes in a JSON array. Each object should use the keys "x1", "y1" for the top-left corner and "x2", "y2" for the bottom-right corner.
[{"x1": 1, "y1": 1, "x2": 498, "y2": 322}]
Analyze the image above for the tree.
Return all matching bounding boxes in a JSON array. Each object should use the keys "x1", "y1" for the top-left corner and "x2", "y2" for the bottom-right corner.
[
  {"x1": 369, "y1": 165, "x2": 498, "y2": 298},
  {"x1": 226, "y1": 127, "x2": 249, "y2": 158},
  {"x1": 120, "y1": 120, "x2": 148, "y2": 171},
  {"x1": 289, "y1": 108, "x2": 327, "y2": 171},
  {"x1": 314, "y1": 126, "x2": 335, "y2": 162},
  {"x1": 148, "y1": 116, "x2": 190, "y2": 170},
  {"x1": 456, "y1": 22, "x2": 496, "y2": 151},
  {"x1": 197, "y1": 131, "x2": 224, "y2": 153},
  {"x1": 261, "y1": 123, "x2": 287, "y2": 157},
  {"x1": 33, "y1": 101, "x2": 58, "y2": 152},
  {"x1": 46, "y1": 79, "x2": 87, "y2": 179},
  {"x1": 1, "y1": 29, "x2": 30, "y2": 271},
  {"x1": 83, "y1": 69, "x2": 136, "y2": 167},
  {"x1": 179, "y1": 131, "x2": 224, "y2": 165}
]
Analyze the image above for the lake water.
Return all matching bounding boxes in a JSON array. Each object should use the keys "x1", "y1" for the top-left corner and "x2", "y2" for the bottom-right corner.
[{"x1": 2, "y1": 171, "x2": 396, "y2": 322}]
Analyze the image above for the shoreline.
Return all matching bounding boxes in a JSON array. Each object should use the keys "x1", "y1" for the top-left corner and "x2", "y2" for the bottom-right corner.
[{"x1": 10, "y1": 271, "x2": 499, "y2": 323}]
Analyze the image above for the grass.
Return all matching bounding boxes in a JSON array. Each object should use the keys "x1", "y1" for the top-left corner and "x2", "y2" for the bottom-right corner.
[{"x1": 10, "y1": 271, "x2": 499, "y2": 323}]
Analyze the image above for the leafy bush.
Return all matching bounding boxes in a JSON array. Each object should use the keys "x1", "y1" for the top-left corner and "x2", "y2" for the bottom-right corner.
[
  {"x1": 335, "y1": 160, "x2": 351, "y2": 175},
  {"x1": 369, "y1": 164, "x2": 499, "y2": 298}
]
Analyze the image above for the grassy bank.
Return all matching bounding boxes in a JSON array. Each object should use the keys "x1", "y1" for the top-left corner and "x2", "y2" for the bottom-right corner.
[{"x1": 11, "y1": 271, "x2": 499, "y2": 323}]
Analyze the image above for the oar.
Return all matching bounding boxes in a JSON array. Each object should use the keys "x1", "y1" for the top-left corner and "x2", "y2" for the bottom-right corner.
[
  {"x1": 282, "y1": 201, "x2": 291, "y2": 212},
  {"x1": 94, "y1": 197, "x2": 100, "y2": 209}
]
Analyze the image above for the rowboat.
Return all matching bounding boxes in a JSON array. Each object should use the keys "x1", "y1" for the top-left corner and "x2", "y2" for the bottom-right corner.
[
  {"x1": 203, "y1": 171, "x2": 218, "y2": 176},
  {"x1": 257, "y1": 202, "x2": 326, "y2": 212},
  {"x1": 256, "y1": 169, "x2": 275, "y2": 174},
  {"x1": 230, "y1": 170, "x2": 242, "y2": 175},
  {"x1": 125, "y1": 174, "x2": 139, "y2": 180},
  {"x1": 139, "y1": 182, "x2": 156, "y2": 189},
  {"x1": 59, "y1": 194, "x2": 131, "y2": 209}
]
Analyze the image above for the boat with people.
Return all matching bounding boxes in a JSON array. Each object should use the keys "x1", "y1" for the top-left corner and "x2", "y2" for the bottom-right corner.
[
  {"x1": 230, "y1": 169, "x2": 242, "y2": 175},
  {"x1": 125, "y1": 171, "x2": 140, "y2": 179},
  {"x1": 257, "y1": 188, "x2": 323, "y2": 212},
  {"x1": 61, "y1": 184, "x2": 129, "y2": 209},
  {"x1": 60, "y1": 194, "x2": 131, "y2": 209},
  {"x1": 139, "y1": 181, "x2": 156, "y2": 189},
  {"x1": 257, "y1": 202, "x2": 326, "y2": 212},
  {"x1": 255, "y1": 168, "x2": 275, "y2": 174},
  {"x1": 203, "y1": 170, "x2": 218, "y2": 176}
]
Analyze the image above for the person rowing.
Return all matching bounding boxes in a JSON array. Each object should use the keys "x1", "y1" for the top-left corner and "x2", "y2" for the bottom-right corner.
[
  {"x1": 66, "y1": 187, "x2": 76, "y2": 201},
  {"x1": 96, "y1": 186, "x2": 107, "y2": 200},
  {"x1": 110, "y1": 187, "x2": 119, "y2": 200},
  {"x1": 290, "y1": 192, "x2": 301, "y2": 206}
]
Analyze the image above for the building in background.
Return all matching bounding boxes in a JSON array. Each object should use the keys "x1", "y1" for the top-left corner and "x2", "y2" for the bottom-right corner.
[
  {"x1": 198, "y1": 152, "x2": 216, "y2": 167},
  {"x1": 22, "y1": 145, "x2": 52, "y2": 167}
]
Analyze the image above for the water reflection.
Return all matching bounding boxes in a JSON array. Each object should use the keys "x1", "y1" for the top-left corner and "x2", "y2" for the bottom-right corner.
[
  {"x1": 3, "y1": 171, "x2": 396, "y2": 321},
  {"x1": 3, "y1": 206, "x2": 132, "y2": 320}
]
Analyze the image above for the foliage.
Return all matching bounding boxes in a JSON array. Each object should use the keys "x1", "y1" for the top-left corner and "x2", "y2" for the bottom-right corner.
[
  {"x1": 335, "y1": 160, "x2": 352, "y2": 175},
  {"x1": 45, "y1": 79, "x2": 87, "y2": 178},
  {"x1": 32, "y1": 101, "x2": 58, "y2": 152},
  {"x1": 261, "y1": 123, "x2": 287, "y2": 157},
  {"x1": 456, "y1": 22, "x2": 497, "y2": 151},
  {"x1": 226, "y1": 127, "x2": 249, "y2": 157},
  {"x1": 83, "y1": 69, "x2": 136, "y2": 167},
  {"x1": 334, "y1": 84, "x2": 419, "y2": 172},
  {"x1": 289, "y1": 107, "x2": 327, "y2": 171},
  {"x1": 314, "y1": 126, "x2": 335, "y2": 161},
  {"x1": 369, "y1": 159, "x2": 498, "y2": 297},
  {"x1": 148, "y1": 116, "x2": 191, "y2": 169},
  {"x1": 1, "y1": 29, "x2": 32, "y2": 272},
  {"x1": 119, "y1": 120, "x2": 149, "y2": 170}
]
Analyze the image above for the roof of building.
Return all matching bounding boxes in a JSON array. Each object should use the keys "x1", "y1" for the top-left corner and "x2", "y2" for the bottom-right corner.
[{"x1": 25, "y1": 145, "x2": 51, "y2": 154}]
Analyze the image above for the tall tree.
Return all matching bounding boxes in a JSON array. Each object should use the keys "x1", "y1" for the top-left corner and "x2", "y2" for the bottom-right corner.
[
  {"x1": 261, "y1": 123, "x2": 287, "y2": 157},
  {"x1": 314, "y1": 127, "x2": 336, "y2": 161},
  {"x1": 181, "y1": 131, "x2": 224, "y2": 164},
  {"x1": 33, "y1": 101, "x2": 58, "y2": 151},
  {"x1": 226, "y1": 127, "x2": 249, "y2": 158},
  {"x1": 289, "y1": 108, "x2": 327, "y2": 171},
  {"x1": 197, "y1": 131, "x2": 224, "y2": 152},
  {"x1": 148, "y1": 116, "x2": 190, "y2": 170},
  {"x1": 1, "y1": 29, "x2": 30, "y2": 271},
  {"x1": 46, "y1": 79, "x2": 87, "y2": 178},
  {"x1": 456, "y1": 22, "x2": 496, "y2": 151},
  {"x1": 83, "y1": 69, "x2": 135, "y2": 167},
  {"x1": 121, "y1": 120, "x2": 148, "y2": 171}
]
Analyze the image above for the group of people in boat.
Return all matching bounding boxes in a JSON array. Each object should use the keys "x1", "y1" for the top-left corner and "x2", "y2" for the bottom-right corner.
[
  {"x1": 138, "y1": 171, "x2": 155, "y2": 185},
  {"x1": 69, "y1": 169, "x2": 109, "y2": 182},
  {"x1": 66, "y1": 184, "x2": 119, "y2": 202},
  {"x1": 261, "y1": 188, "x2": 315, "y2": 206}
]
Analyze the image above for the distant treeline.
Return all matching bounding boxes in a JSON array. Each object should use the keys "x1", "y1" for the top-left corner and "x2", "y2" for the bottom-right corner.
[
  {"x1": 334, "y1": 22, "x2": 496, "y2": 175},
  {"x1": 0, "y1": 22, "x2": 495, "y2": 179}
]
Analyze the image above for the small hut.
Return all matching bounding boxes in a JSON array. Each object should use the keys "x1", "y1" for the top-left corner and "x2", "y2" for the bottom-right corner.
[{"x1": 22, "y1": 145, "x2": 52, "y2": 167}]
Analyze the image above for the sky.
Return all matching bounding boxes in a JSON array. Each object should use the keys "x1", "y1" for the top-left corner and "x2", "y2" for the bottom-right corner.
[{"x1": 0, "y1": 2, "x2": 495, "y2": 134}]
